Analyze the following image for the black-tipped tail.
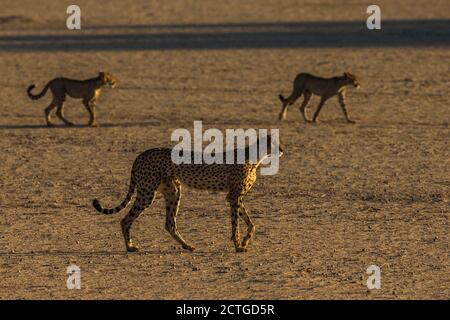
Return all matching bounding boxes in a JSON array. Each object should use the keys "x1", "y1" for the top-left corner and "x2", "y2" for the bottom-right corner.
[
  {"x1": 27, "y1": 84, "x2": 36, "y2": 92},
  {"x1": 92, "y1": 199, "x2": 103, "y2": 212},
  {"x1": 92, "y1": 178, "x2": 135, "y2": 215},
  {"x1": 92, "y1": 197, "x2": 129, "y2": 215},
  {"x1": 27, "y1": 82, "x2": 50, "y2": 100}
]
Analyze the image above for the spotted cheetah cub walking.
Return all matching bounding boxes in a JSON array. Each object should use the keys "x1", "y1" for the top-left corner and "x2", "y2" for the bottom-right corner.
[
  {"x1": 279, "y1": 72, "x2": 360, "y2": 123},
  {"x1": 93, "y1": 134, "x2": 284, "y2": 253},
  {"x1": 27, "y1": 72, "x2": 117, "y2": 127}
]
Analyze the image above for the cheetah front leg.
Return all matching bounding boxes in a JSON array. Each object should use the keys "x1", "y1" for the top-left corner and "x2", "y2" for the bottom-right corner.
[
  {"x1": 160, "y1": 179, "x2": 195, "y2": 251},
  {"x1": 238, "y1": 200, "x2": 255, "y2": 249},
  {"x1": 338, "y1": 92, "x2": 355, "y2": 124},
  {"x1": 83, "y1": 99, "x2": 98, "y2": 127}
]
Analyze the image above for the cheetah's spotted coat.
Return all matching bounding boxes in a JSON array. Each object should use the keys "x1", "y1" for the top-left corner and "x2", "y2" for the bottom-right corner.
[{"x1": 93, "y1": 135, "x2": 283, "y2": 253}]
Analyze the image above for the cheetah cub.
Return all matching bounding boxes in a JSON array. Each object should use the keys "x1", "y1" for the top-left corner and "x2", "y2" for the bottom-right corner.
[
  {"x1": 27, "y1": 72, "x2": 117, "y2": 127},
  {"x1": 93, "y1": 134, "x2": 284, "y2": 253},
  {"x1": 279, "y1": 72, "x2": 360, "y2": 123}
]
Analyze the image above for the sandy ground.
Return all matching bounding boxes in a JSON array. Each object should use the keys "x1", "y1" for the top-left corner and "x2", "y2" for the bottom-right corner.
[{"x1": 0, "y1": 0, "x2": 449, "y2": 299}]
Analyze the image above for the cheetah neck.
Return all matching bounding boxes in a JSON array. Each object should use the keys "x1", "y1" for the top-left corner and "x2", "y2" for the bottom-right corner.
[{"x1": 336, "y1": 76, "x2": 351, "y2": 89}]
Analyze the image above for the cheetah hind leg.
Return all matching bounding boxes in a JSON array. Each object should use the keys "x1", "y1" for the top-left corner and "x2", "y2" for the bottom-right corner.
[
  {"x1": 44, "y1": 103, "x2": 57, "y2": 127},
  {"x1": 121, "y1": 190, "x2": 156, "y2": 252},
  {"x1": 239, "y1": 201, "x2": 255, "y2": 249},
  {"x1": 56, "y1": 102, "x2": 74, "y2": 126},
  {"x1": 229, "y1": 195, "x2": 247, "y2": 252},
  {"x1": 299, "y1": 91, "x2": 313, "y2": 123},
  {"x1": 160, "y1": 179, "x2": 196, "y2": 252}
]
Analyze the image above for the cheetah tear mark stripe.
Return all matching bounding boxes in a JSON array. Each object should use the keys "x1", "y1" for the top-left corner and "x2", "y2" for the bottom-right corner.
[
  {"x1": 92, "y1": 178, "x2": 136, "y2": 215},
  {"x1": 27, "y1": 82, "x2": 51, "y2": 100}
]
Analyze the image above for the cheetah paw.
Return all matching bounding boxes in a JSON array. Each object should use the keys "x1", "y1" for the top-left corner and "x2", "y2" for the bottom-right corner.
[{"x1": 126, "y1": 245, "x2": 139, "y2": 253}]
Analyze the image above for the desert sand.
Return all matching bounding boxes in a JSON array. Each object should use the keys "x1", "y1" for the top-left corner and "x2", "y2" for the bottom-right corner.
[{"x1": 0, "y1": 0, "x2": 449, "y2": 299}]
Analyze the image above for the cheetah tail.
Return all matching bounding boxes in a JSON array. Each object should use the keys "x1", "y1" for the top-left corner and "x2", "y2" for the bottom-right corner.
[
  {"x1": 278, "y1": 94, "x2": 287, "y2": 104},
  {"x1": 27, "y1": 82, "x2": 50, "y2": 100},
  {"x1": 92, "y1": 178, "x2": 136, "y2": 215}
]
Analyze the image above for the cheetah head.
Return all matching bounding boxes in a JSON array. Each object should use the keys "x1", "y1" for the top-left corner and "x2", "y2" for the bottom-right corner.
[
  {"x1": 344, "y1": 72, "x2": 360, "y2": 89},
  {"x1": 99, "y1": 71, "x2": 117, "y2": 88},
  {"x1": 260, "y1": 133, "x2": 284, "y2": 158}
]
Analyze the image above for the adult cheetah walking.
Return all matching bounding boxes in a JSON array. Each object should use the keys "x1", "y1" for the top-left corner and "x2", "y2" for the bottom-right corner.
[{"x1": 93, "y1": 134, "x2": 284, "y2": 253}]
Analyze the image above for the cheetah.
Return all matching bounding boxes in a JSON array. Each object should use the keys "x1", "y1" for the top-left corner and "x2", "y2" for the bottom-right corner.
[
  {"x1": 92, "y1": 134, "x2": 284, "y2": 253},
  {"x1": 278, "y1": 72, "x2": 360, "y2": 123},
  {"x1": 27, "y1": 72, "x2": 117, "y2": 127}
]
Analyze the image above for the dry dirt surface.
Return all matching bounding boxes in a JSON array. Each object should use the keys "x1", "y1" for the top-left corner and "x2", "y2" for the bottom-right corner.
[{"x1": 0, "y1": 0, "x2": 449, "y2": 299}]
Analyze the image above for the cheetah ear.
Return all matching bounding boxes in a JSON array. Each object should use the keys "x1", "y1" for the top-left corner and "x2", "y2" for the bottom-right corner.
[
  {"x1": 98, "y1": 72, "x2": 106, "y2": 81},
  {"x1": 344, "y1": 72, "x2": 355, "y2": 79}
]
